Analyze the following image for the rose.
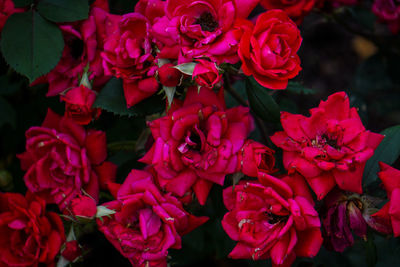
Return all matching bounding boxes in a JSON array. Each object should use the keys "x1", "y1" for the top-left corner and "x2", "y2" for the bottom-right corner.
[
  {"x1": 140, "y1": 87, "x2": 253, "y2": 204},
  {"x1": 270, "y1": 92, "x2": 384, "y2": 199},
  {"x1": 238, "y1": 10, "x2": 302, "y2": 90},
  {"x1": 222, "y1": 172, "x2": 322, "y2": 266},
  {"x1": 32, "y1": 4, "x2": 112, "y2": 97},
  {"x1": 69, "y1": 194, "x2": 97, "y2": 220},
  {"x1": 0, "y1": 193, "x2": 65, "y2": 266},
  {"x1": 158, "y1": 63, "x2": 182, "y2": 87},
  {"x1": 61, "y1": 241, "x2": 82, "y2": 262},
  {"x1": 61, "y1": 85, "x2": 101, "y2": 125},
  {"x1": 101, "y1": 12, "x2": 159, "y2": 107},
  {"x1": 322, "y1": 189, "x2": 391, "y2": 252},
  {"x1": 372, "y1": 162, "x2": 400, "y2": 236},
  {"x1": 192, "y1": 59, "x2": 222, "y2": 89},
  {"x1": 372, "y1": 0, "x2": 400, "y2": 34},
  {"x1": 236, "y1": 139, "x2": 276, "y2": 177},
  {"x1": 260, "y1": 0, "x2": 319, "y2": 24},
  {"x1": 97, "y1": 169, "x2": 208, "y2": 267},
  {"x1": 135, "y1": 0, "x2": 166, "y2": 24},
  {"x1": 151, "y1": 0, "x2": 259, "y2": 63},
  {"x1": 18, "y1": 109, "x2": 112, "y2": 210}
]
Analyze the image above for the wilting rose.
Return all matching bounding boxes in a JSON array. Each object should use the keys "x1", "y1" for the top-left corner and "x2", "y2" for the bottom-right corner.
[
  {"x1": 192, "y1": 59, "x2": 222, "y2": 89},
  {"x1": 152, "y1": 0, "x2": 259, "y2": 63},
  {"x1": 97, "y1": 169, "x2": 208, "y2": 267},
  {"x1": 0, "y1": 0, "x2": 22, "y2": 32},
  {"x1": 158, "y1": 63, "x2": 182, "y2": 87},
  {"x1": 372, "y1": 162, "x2": 400, "y2": 236},
  {"x1": 0, "y1": 193, "x2": 65, "y2": 266},
  {"x1": 140, "y1": 87, "x2": 253, "y2": 204},
  {"x1": 238, "y1": 10, "x2": 302, "y2": 90},
  {"x1": 236, "y1": 139, "x2": 276, "y2": 177},
  {"x1": 33, "y1": 3, "x2": 112, "y2": 97},
  {"x1": 61, "y1": 85, "x2": 101, "y2": 125},
  {"x1": 222, "y1": 172, "x2": 322, "y2": 266},
  {"x1": 372, "y1": 0, "x2": 400, "y2": 34},
  {"x1": 260, "y1": 0, "x2": 319, "y2": 24},
  {"x1": 271, "y1": 92, "x2": 384, "y2": 199},
  {"x1": 61, "y1": 241, "x2": 82, "y2": 262},
  {"x1": 101, "y1": 12, "x2": 159, "y2": 107},
  {"x1": 18, "y1": 109, "x2": 112, "y2": 210},
  {"x1": 322, "y1": 189, "x2": 391, "y2": 252}
]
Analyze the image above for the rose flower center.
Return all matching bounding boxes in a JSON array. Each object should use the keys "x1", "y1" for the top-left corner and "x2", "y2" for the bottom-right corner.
[
  {"x1": 311, "y1": 134, "x2": 340, "y2": 150},
  {"x1": 68, "y1": 37, "x2": 84, "y2": 60},
  {"x1": 195, "y1": 12, "x2": 219, "y2": 32},
  {"x1": 265, "y1": 211, "x2": 289, "y2": 225}
]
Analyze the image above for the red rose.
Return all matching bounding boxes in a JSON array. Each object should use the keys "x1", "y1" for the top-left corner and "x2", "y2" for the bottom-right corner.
[
  {"x1": 192, "y1": 59, "x2": 222, "y2": 89},
  {"x1": 18, "y1": 109, "x2": 110, "y2": 210},
  {"x1": 135, "y1": 0, "x2": 166, "y2": 24},
  {"x1": 222, "y1": 173, "x2": 322, "y2": 266},
  {"x1": 101, "y1": 12, "x2": 159, "y2": 107},
  {"x1": 69, "y1": 194, "x2": 97, "y2": 220},
  {"x1": 158, "y1": 63, "x2": 182, "y2": 87},
  {"x1": 140, "y1": 87, "x2": 253, "y2": 204},
  {"x1": 271, "y1": 92, "x2": 384, "y2": 199},
  {"x1": 97, "y1": 169, "x2": 208, "y2": 267},
  {"x1": 152, "y1": 0, "x2": 259, "y2": 63},
  {"x1": 372, "y1": 162, "x2": 400, "y2": 236},
  {"x1": 0, "y1": 193, "x2": 65, "y2": 266},
  {"x1": 61, "y1": 240, "x2": 82, "y2": 262},
  {"x1": 61, "y1": 85, "x2": 101, "y2": 125},
  {"x1": 236, "y1": 139, "x2": 276, "y2": 177},
  {"x1": 238, "y1": 10, "x2": 302, "y2": 90},
  {"x1": 260, "y1": 0, "x2": 319, "y2": 24}
]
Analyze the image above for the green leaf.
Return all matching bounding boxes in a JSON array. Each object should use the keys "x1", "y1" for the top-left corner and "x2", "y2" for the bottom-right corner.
[
  {"x1": 363, "y1": 125, "x2": 400, "y2": 186},
  {"x1": 245, "y1": 77, "x2": 280, "y2": 123},
  {"x1": 286, "y1": 81, "x2": 315, "y2": 95},
  {"x1": 93, "y1": 78, "x2": 164, "y2": 117},
  {"x1": 12, "y1": 0, "x2": 32, "y2": 7},
  {"x1": 0, "y1": 11, "x2": 64, "y2": 82},
  {"x1": 0, "y1": 96, "x2": 16, "y2": 129},
  {"x1": 37, "y1": 0, "x2": 89, "y2": 23}
]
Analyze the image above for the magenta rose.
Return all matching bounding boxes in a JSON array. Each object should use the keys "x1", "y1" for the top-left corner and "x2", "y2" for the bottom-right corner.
[
  {"x1": 0, "y1": 193, "x2": 65, "y2": 266},
  {"x1": 97, "y1": 169, "x2": 208, "y2": 267},
  {"x1": 18, "y1": 109, "x2": 110, "y2": 210},
  {"x1": 271, "y1": 92, "x2": 384, "y2": 199},
  {"x1": 236, "y1": 139, "x2": 276, "y2": 177},
  {"x1": 222, "y1": 173, "x2": 322, "y2": 266},
  {"x1": 140, "y1": 87, "x2": 253, "y2": 204},
  {"x1": 239, "y1": 10, "x2": 302, "y2": 90},
  {"x1": 101, "y1": 12, "x2": 159, "y2": 107},
  {"x1": 192, "y1": 59, "x2": 222, "y2": 89},
  {"x1": 152, "y1": 0, "x2": 259, "y2": 63}
]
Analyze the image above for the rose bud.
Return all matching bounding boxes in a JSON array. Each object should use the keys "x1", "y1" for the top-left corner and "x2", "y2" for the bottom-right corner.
[
  {"x1": 158, "y1": 63, "x2": 182, "y2": 87},
  {"x1": 62, "y1": 240, "x2": 82, "y2": 262},
  {"x1": 61, "y1": 84, "x2": 101, "y2": 125},
  {"x1": 69, "y1": 194, "x2": 97, "y2": 221},
  {"x1": 322, "y1": 189, "x2": 392, "y2": 252},
  {"x1": 192, "y1": 59, "x2": 222, "y2": 89}
]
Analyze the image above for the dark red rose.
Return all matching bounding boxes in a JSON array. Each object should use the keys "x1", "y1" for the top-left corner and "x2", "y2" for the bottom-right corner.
[
  {"x1": 192, "y1": 59, "x2": 222, "y2": 89},
  {"x1": 61, "y1": 240, "x2": 82, "y2": 262},
  {"x1": 0, "y1": 193, "x2": 65, "y2": 266},
  {"x1": 158, "y1": 63, "x2": 182, "y2": 87}
]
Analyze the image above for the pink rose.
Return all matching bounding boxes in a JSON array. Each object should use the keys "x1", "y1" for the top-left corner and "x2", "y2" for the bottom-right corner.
[
  {"x1": 61, "y1": 85, "x2": 101, "y2": 125},
  {"x1": 97, "y1": 169, "x2": 208, "y2": 267},
  {"x1": 372, "y1": 162, "x2": 400, "y2": 236},
  {"x1": 222, "y1": 173, "x2": 322, "y2": 266},
  {"x1": 271, "y1": 92, "x2": 384, "y2": 199},
  {"x1": 152, "y1": 0, "x2": 259, "y2": 63},
  {"x1": 140, "y1": 87, "x2": 253, "y2": 204},
  {"x1": 101, "y1": 13, "x2": 159, "y2": 107},
  {"x1": 0, "y1": 193, "x2": 65, "y2": 266},
  {"x1": 192, "y1": 59, "x2": 222, "y2": 89},
  {"x1": 236, "y1": 139, "x2": 276, "y2": 177},
  {"x1": 18, "y1": 109, "x2": 110, "y2": 210}
]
